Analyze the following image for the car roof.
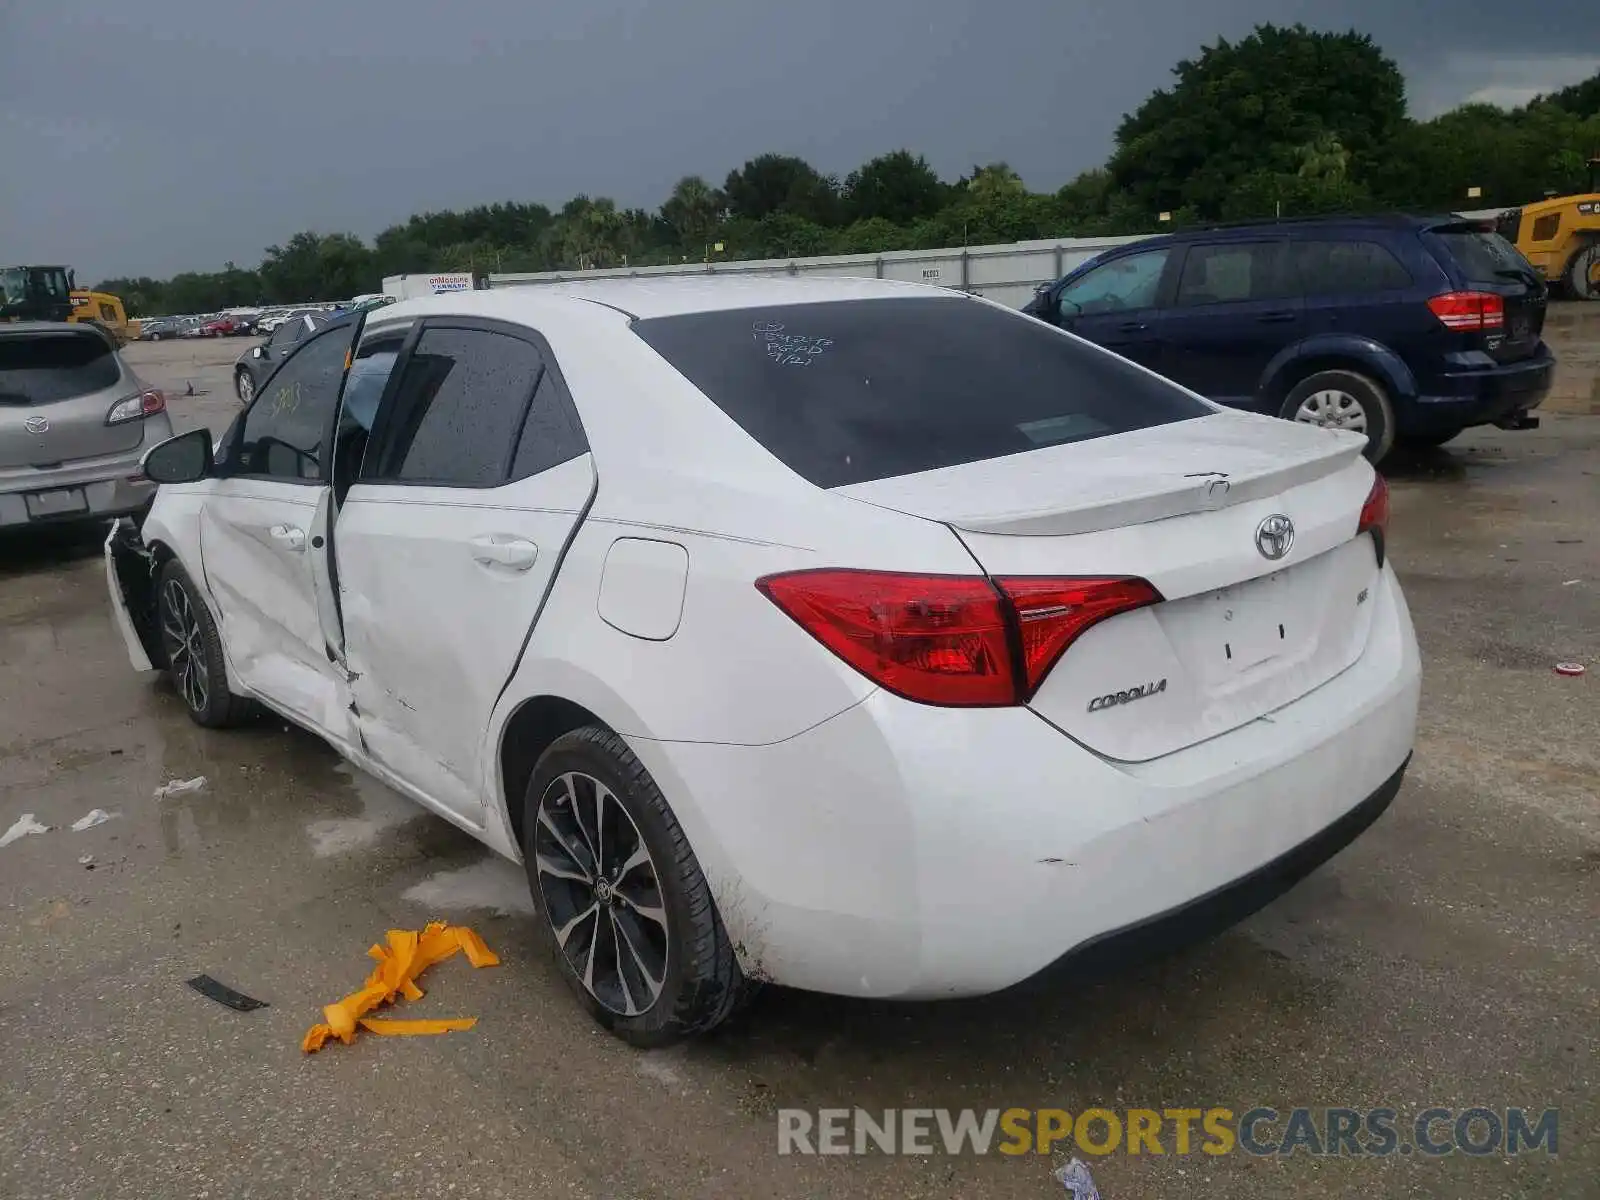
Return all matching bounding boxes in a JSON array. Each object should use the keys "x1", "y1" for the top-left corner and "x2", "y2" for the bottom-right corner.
[
  {"x1": 1104, "y1": 212, "x2": 1477, "y2": 255},
  {"x1": 377, "y1": 275, "x2": 957, "y2": 326},
  {"x1": 0, "y1": 320, "x2": 117, "y2": 342}
]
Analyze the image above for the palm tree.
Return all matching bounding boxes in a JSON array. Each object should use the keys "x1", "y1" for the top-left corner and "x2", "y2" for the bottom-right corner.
[{"x1": 661, "y1": 176, "x2": 724, "y2": 250}]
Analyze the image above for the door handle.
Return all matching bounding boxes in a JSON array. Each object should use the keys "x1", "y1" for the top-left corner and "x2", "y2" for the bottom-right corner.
[
  {"x1": 470, "y1": 535, "x2": 538, "y2": 571},
  {"x1": 1117, "y1": 321, "x2": 1148, "y2": 332},
  {"x1": 269, "y1": 524, "x2": 306, "y2": 552},
  {"x1": 1257, "y1": 311, "x2": 1298, "y2": 323}
]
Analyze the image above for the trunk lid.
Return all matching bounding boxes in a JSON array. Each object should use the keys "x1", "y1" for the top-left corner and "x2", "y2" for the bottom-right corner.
[
  {"x1": 837, "y1": 412, "x2": 1382, "y2": 761},
  {"x1": 0, "y1": 326, "x2": 145, "y2": 469}
]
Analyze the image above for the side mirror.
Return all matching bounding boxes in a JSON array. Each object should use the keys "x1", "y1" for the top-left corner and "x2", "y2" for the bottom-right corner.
[{"x1": 142, "y1": 429, "x2": 213, "y2": 485}]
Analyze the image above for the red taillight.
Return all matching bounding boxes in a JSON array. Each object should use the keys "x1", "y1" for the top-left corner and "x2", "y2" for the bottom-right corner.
[
  {"x1": 1359, "y1": 472, "x2": 1390, "y2": 566},
  {"x1": 756, "y1": 569, "x2": 1161, "y2": 707},
  {"x1": 996, "y1": 576, "x2": 1163, "y2": 696},
  {"x1": 141, "y1": 388, "x2": 166, "y2": 416},
  {"x1": 1427, "y1": 290, "x2": 1504, "y2": 331}
]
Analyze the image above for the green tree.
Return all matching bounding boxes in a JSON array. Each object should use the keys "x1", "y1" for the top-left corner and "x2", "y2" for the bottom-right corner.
[
  {"x1": 661, "y1": 175, "x2": 725, "y2": 251},
  {"x1": 842, "y1": 150, "x2": 945, "y2": 225},
  {"x1": 1109, "y1": 24, "x2": 1406, "y2": 218},
  {"x1": 723, "y1": 154, "x2": 840, "y2": 225}
]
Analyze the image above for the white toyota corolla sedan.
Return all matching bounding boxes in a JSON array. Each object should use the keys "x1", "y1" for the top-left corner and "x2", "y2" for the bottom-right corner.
[{"x1": 106, "y1": 278, "x2": 1420, "y2": 1044}]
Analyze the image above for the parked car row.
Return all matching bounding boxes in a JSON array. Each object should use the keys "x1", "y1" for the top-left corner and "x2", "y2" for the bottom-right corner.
[{"x1": 137, "y1": 299, "x2": 389, "y2": 343}]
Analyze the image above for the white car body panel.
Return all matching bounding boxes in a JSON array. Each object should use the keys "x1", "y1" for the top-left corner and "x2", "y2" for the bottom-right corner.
[
  {"x1": 335, "y1": 454, "x2": 597, "y2": 826},
  {"x1": 106, "y1": 277, "x2": 1422, "y2": 1000}
]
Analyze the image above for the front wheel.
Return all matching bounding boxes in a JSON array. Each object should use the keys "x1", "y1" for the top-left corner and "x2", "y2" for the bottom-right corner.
[
  {"x1": 522, "y1": 727, "x2": 750, "y2": 1046},
  {"x1": 1564, "y1": 243, "x2": 1600, "y2": 302},
  {"x1": 156, "y1": 560, "x2": 253, "y2": 728},
  {"x1": 235, "y1": 369, "x2": 254, "y2": 403},
  {"x1": 1280, "y1": 369, "x2": 1395, "y2": 463}
]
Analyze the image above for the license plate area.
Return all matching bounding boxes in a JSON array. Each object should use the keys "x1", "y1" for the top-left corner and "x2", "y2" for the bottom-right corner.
[
  {"x1": 25, "y1": 487, "x2": 89, "y2": 518},
  {"x1": 1207, "y1": 569, "x2": 1291, "y2": 673}
]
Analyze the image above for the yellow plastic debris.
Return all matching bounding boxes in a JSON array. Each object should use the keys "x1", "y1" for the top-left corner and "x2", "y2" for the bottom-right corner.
[{"x1": 301, "y1": 921, "x2": 500, "y2": 1053}]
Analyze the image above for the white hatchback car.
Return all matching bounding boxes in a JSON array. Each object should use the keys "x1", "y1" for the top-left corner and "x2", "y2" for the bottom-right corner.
[{"x1": 107, "y1": 278, "x2": 1420, "y2": 1044}]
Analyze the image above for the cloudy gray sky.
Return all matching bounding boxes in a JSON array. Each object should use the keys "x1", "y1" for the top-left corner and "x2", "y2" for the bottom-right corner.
[{"x1": 2, "y1": 1, "x2": 1594, "y2": 280}]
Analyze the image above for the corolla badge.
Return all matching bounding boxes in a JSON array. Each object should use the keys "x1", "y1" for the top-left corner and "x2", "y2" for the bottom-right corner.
[
  {"x1": 1255, "y1": 514, "x2": 1295, "y2": 560},
  {"x1": 23, "y1": 415, "x2": 50, "y2": 434}
]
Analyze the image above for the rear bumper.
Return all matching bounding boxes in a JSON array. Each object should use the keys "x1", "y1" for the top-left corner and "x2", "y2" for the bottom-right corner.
[
  {"x1": 0, "y1": 418, "x2": 171, "y2": 529},
  {"x1": 0, "y1": 475, "x2": 156, "y2": 529},
  {"x1": 637, "y1": 561, "x2": 1421, "y2": 998},
  {"x1": 1403, "y1": 349, "x2": 1554, "y2": 434}
]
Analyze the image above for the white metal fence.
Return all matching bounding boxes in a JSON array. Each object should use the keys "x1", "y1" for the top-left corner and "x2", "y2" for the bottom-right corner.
[{"x1": 484, "y1": 209, "x2": 1508, "y2": 310}]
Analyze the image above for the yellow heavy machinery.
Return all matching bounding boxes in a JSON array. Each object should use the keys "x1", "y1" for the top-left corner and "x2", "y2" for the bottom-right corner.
[
  {"x1": 68, "y1": 288, "x2": 134, "y2": 344},
  {"x1": 1497, "y1": 155, "x2": 1600, "y2": 300}
]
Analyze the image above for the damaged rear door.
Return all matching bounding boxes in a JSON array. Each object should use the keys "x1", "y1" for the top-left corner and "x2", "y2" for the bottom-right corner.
[
  {"x1": 198, "y1": 322, "x2": 360, "y2": 736},
  {"x1": 334, "y1": 318, "x2": 594, "y2": 825}
]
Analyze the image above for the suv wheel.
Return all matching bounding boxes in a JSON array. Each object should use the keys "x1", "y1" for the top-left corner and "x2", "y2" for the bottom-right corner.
[
  {"x1": 1280, "y1": 369, "x2": 1395, "y2": 462},
  {"x1": 235, "y1": 368, "x2": 254, "y2": 403},
  {"x1": 522, "y1": 726, "x2": 751, "y2": 1046}
]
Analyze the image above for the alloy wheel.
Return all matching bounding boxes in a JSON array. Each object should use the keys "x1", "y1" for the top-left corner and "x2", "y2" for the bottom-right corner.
[
  {"x1": 533, "y1": 771, "x2": 669, "y2": 1017},
  {"x1": 160, "y1": 579, "x2": 210, "y2": 714},
  {"x1": 1293, "y1": 388, "x2": 1368, "y2": 434},
  {"x1": 236, "y1": 371, "x2": 254, "y2": 403}
]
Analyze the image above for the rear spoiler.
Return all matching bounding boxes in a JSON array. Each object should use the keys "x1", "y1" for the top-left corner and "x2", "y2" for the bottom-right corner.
[{"x1": 1423, "y1": 213, "x2": 1515, "y2": 235}]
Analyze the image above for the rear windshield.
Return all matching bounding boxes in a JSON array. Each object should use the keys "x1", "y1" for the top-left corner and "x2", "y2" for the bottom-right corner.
[
  {"x1": 1433, "y1": 229, "x2": 1537, "y2": 286},
  {"x1": 633, "y1": 297, "x2": 1208, "y2": 487},
  {"x1": 0, "y1": 332, "x2": 121, "y2": 406}
]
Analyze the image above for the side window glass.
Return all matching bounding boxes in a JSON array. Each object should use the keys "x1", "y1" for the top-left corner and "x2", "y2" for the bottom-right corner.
[
  {"x1": 510, "y1": 367, "x2": 588, "y2": 480},
  {"x1": 1293, "y1": 240, "x2": 1413, "y2": 295},
  {"x1": 1175, "y1": 243, "x2": 1287, "y2": 306},
  {"x1": 1058, "y1": 249, "x2": 1170, "y2": 317},
  {"x1": 366, "y1": 326, "x2": 542, "y2": 487},
  {"x1": 235, "y1": 327, "x2": 354, "y2": 481}
]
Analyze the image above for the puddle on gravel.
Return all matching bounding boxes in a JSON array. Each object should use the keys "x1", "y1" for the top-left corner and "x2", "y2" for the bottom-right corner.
[
  {"x1": 304, "y1": 761, "x2": 418, "y2": 857},
  {"x1": 401, "y1": 858, "x2": 536, "y2": 917}
]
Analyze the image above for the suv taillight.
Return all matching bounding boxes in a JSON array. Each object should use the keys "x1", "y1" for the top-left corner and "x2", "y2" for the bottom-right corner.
[
  {"x1": 756, "y1": 569, "x2": 1161, "y2": 707},
  {"x1": 1359, "y1": 473, "x2": 1390, "y2": 567},
  {"x1": 1427, "y1": 290, "x2": 1505, "y2": 331}
]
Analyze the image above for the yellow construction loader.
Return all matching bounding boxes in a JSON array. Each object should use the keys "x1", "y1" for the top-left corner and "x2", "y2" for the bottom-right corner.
[{"x1": 1497, "y1": 155, "x2": 1600, "y2": 300}]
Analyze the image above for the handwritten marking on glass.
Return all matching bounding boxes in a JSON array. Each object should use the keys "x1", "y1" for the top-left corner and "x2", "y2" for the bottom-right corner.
[{"x1": 752, "y1": 322, "x2": 831, "y2": 366}]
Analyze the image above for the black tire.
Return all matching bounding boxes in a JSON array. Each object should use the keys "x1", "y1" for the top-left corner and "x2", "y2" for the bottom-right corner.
[
  {"x1": 156, "y1": 559, "x2": 253, "y2": 728},
  {"x1": 234, "y1": 368, "x2": 254, "y2": 404},
  {"x1": 1398, "y1": 429, "x2": 1463, "y2": 450},
  {"x1": 1279, "y1": 368, "x2": 1395, "y2": 463},
  {"x1": 521, "y1": 726, "x2": 750, "y2": 1046},
  {"x1": 1564, "y1": 243, "x2": 1600, "y2": 302},
  {"x1": 149, "y1": 332, "x2": 163, "y2": 342}
]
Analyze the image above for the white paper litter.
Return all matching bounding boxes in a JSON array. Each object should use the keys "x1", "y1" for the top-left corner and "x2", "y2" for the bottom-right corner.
[
  {"x1": 154, "y1": 776, "x2": 208, "y2": 799},
  {"x1": 0, "y1": 814, "x2": 52, "y2": 849},
  {"x1": 78, "y1": 855, "x2": 95, "y2": 866},
  {"x1": 71, "y1": 809, "x2": 118, "y2": 832}
]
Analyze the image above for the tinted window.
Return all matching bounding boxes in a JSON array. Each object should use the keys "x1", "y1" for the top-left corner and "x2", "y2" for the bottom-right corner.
[
  {"x1": 1433, "y1": 229, "x2": 1537, "y2": 287},
  {"x1": 510, "y1": 368, "x2": 588, "y2": 479},
  {"x1": 1058, "y1": 248, "x2": 1170, "y2": 316},
  {"x1": 1175, "y1": 242, "x2": 1288, "y2": 305},
  {"x1": 1292, "y1": 240, "x2": 1412, "y2": 294},
  {"x1": 634, "y1": 297, "x2": 1208, "y2": 488},
  {"x1": 366, "y1": 326, "x2": 543, "y2": 487},
  {"x1": 0, "y1": 331, "x2": 120, "y2": 405},
  {"x1": 235, "y1": 327, "x2": 353, "y2": 480},
  {"x1": 267, "y1": 321, "x2": 299, "y2": 349}
]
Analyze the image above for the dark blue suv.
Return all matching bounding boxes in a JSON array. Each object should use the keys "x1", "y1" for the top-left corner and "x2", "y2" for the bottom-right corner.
[{"x1": 1022, "y1": 215, "x2": 1554, "y2": 461}]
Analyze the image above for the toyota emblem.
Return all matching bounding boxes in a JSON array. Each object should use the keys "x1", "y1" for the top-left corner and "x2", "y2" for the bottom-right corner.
[
  {"x1": 1255, "y1": 514, "x2": 1295, "y2": 560},
  {"x1": 23, "y1": 415, "x2": 50, "y2": 434}
]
